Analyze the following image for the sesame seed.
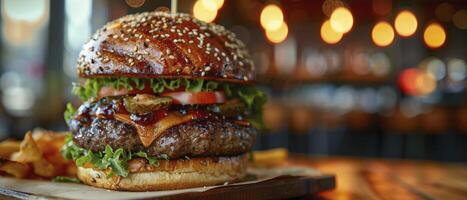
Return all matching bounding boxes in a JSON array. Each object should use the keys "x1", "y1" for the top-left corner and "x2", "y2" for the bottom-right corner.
[{"x1": 204, "y1": 66, "x2": 211, "y2": 71}]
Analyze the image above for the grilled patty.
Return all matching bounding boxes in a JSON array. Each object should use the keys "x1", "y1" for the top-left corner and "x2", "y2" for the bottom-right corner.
[{"x1": 69, "y1": 111, "x2": 257, "y2": 159}]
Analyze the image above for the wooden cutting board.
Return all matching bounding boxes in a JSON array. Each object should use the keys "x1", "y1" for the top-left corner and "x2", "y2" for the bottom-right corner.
[
  {"x1": 0, "y1": 174, "x2": 335, "y2": 200},
  {"x1": 159, "y1": 175, "x2": 336, "y2": 200}
]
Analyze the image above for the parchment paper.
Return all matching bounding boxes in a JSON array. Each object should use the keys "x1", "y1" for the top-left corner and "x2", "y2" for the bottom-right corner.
[{"x1": 0, "y1": 166, "x2": 321, "y2": 200}]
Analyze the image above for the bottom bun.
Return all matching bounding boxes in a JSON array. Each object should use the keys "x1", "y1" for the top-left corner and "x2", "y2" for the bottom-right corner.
[{"x1": 77, "y1": 154, "x2": 247, "y2": 191}]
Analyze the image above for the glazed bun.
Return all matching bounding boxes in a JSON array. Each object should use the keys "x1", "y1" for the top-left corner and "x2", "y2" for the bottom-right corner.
[
  {"x1": 77, "y1": 11, "x2": 255, "y2": 82},
  {"x1": 77, "y1": 155, "x2": 247, "y2": 191}
]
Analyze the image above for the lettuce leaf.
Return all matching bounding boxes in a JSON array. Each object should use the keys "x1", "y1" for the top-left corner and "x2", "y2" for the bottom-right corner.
[
  {"x1": 64, "y1": 103, "x2": 77, "y2": 125},
  {"x1": 71, "y1": 77, "x2": 267, "y2": 129},
  {"x1": 52, "y1": 176, "x2": 81, "y2": 183},
  {"x1": 61, "y1": 134, "x2": 166, "y2": 177}
]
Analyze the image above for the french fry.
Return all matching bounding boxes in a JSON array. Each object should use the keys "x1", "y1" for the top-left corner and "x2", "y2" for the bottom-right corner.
[
  {"x1": 0, "y1": 140, "x2": 20, "y2": 158},
  {"x1": 31, "y1": 129, "x2": 76, "y2": 177},
  {"x1": 0, "y1": 158, "x2": 30, "y2": 178},
  {"x1": 32, "y1": 159, "x2": 56, "y2": 178},
  {"x1": 10, "y1": 131, "x2": 58, "y2": 178},
  {"x1": 252, "y1": 148, "x2": 288, "y2": 166},
  {"x1": 0, "y1": 129, "x2": 77, "y2": 179},
  {"x1": 10, "y1": 132, "x2": 42, "y2": 163}
]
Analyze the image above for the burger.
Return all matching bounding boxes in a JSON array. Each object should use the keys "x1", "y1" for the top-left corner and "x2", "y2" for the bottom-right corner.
[{"x1": 61, "y1": 11, "x2": 266, "y2": 191}]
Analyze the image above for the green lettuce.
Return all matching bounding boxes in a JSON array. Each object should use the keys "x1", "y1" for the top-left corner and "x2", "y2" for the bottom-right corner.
[
  {"x1": 72, "y1": 78, "x2": 226, "y2": 101},
  {"x1": 64, "y1": 103, "x2": 77, "y2": 125},
  {"x1": 52, "y1": 176, "x2": 81, "y2": 183},
  {"x1": 71, "y1": 78, "x2": 267, "y2": 128},
  {"x1": 61, "y1": 134, "x2": 167, "y2": 177}
]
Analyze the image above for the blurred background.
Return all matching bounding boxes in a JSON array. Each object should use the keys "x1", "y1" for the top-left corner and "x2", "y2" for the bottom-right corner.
[{"x1": 0, "y1": 0, "x2": 465, "y2": 162}]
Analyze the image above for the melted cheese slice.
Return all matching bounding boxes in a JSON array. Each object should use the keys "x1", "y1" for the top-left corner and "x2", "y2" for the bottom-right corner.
[{"x1": 114, "y1": 112, "x2": 193, "y2": 147}]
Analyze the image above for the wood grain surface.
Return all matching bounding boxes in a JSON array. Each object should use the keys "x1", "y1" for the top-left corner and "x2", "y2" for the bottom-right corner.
[{"x1": 287, "y1": 156, "x2": 467, "y2": 200}]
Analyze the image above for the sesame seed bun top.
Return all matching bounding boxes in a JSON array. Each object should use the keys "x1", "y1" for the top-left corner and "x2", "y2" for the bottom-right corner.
[{"x1": 76, "y1": 11, "x2": 255, "y2": 83}]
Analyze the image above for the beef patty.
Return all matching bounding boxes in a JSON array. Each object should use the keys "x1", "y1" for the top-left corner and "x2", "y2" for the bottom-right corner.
[{"x1": 69, "y1": 112, "x2": 257, "y2": 159}]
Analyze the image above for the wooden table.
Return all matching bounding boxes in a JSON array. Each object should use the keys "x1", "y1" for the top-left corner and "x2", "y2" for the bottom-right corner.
[{"x1": 286, "y1": 156, "x2": 467, "y2": 199}]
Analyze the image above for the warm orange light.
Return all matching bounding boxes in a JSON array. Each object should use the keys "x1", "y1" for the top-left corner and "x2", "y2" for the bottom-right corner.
[
  {"x1": 320, "y1": 20, "x2": 343, "y2": 44},
  {"x1": 399, "y1": 68, "x2": 420, "y2": 95},
  {"x1": 126, "y1": 0, "x2": 145, "y2": 8},
  {"x1": 265, "y1": 22, "x2": 288, "y2": 43},
  {"x1": 394, "y1": 10, "x2": 417, "y2": 37},
  {"x1": 330, "y1": 7, "x2": 353, "y2": 33},
  {"x1": 200, "y1": 0, "x2": 224, "y2": 11},
  {"x1": 415, "y1": 72, "x2": 437, "y2": 96},
  {"x1": 372, "y1": 21, "x2": 394, "y2": 47},
  {"x1": 399, "y1": 68, "x2": 437, "y2": 96},
  {"x1": 260, "y1": 4, "x2": 284, "y2": 31},
  {"x1": 193, "y1": 0, "x2": 217, "y2": 22},
  {"x1": 423, "y1": 23, "x2": 446, "y2": 48}
]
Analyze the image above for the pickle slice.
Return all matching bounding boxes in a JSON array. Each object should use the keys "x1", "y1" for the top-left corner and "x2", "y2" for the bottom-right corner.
[{"x1": 124, "y1": 94, "x2": 172, "y2": 114}]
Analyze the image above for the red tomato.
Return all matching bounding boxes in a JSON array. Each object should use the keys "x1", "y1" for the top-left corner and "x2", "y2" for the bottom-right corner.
[{"x1": 161, "y1": 91, "x2": 226, "y2": 105}]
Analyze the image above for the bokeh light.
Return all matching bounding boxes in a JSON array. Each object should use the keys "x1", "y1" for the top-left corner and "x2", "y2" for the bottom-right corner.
[
  {"x1": 265, "y1": 22, "x2": 288, "y2": 43},
  {"x1": 423, "y1": 23, "x2": 446, "y2": 48},
  {"x1": 201, "y1": 0, "x2": 224, "y2": 11},
  {"x1": 399, "y1": 68, "x2": 420, "y2": 95},
  {"x1": 452, "y1": 10, "x2": 467, "y2": 30},
  {"x1": 394, "y1": 10, "x2": 417, "y2": 37},
  {"x1": 193, "y1": 0, "x2": 217, "y2": 23},
  {"x1": 423, "y1": 57, "x2": 446, "y2": 81},
  {"x1": 330, "y1": 7, "x2": 354, "y2": 33},
  {"x1": 322, "y1": 0, "x2": 344, "y2": 17},
  {"x1": 415, "y1": 72, "x2": 437, "y2": 96},
  {"x1": 125, "y1": 0, "x2": 145, "y2": 8},
  {"x1": 435, "y1": 3, "x2": 455, "y2": 22},
  {"x1": 320, "y1": 20, "x2": 343, "y2": 44},
  {"x1": 448, "y1": 59, "x2": 466, "y2": 81},
  {"x1": 260, "y1": 4, "x2": 284, "y2": 31},
  {"x1": 2, "y1": 0, "x2": 47, "y2": 22},
  {"x1": 369, "y1": 52, "x2": 391, "y2": 76},
  {"x1": 371, "y1": 21, "x2": 394, "y2": 47},
  {"x1": 399, "y1": 68, "x2": 437, "y2": 96}
]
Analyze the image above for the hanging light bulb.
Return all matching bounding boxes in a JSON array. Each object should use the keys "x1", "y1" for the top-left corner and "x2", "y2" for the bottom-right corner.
[
  {"x1": 320, "y1": 20, "x2": 343, "y2": 44},
  {"x1": 330, "y1": 7, "x2": 354, "y2": 33},
  {"x1": 260, "y1": 4, "x2": 284, "y2": 31},
  {"x1": 423, "y1": 23, "x2": 446, "y2": 48},
  {"x1": 265, "y1": 22, "x2": 288, "y2": 43},
  {"x1": 372, "y1": 21, "x2": 395, "y2": 47},
  {"x1": 394, "y1": 10, "x2": 418, "y2": 37},
  {"x1": 193, "y1": 0, "x2": 217, "y2": 22},
  {"x1": 200, "y1": 0, "x2": 224, "y2": 11}
]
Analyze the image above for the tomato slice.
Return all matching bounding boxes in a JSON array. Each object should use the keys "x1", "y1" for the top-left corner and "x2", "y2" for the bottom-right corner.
[
  {"x1": 161, "y1": 91, "x2": 226, "y2": 105},
  {"x1": 98, "y1": 86, "x2": 226, "y2": 105}
]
